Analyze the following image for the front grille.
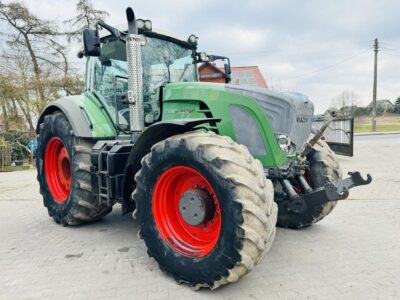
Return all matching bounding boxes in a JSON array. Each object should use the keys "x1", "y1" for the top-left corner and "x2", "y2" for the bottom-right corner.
[{"x1": 226, "y1": 86, "x2": 314, "y2": 152}]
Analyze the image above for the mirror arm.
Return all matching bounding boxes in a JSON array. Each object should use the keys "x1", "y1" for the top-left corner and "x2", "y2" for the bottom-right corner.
[
  {"x1": 208, "y1": 55, "x2": 232, "y2": 83},
  {"x1": 97, "y1": 21, "x2": 126, "y2": 42}
]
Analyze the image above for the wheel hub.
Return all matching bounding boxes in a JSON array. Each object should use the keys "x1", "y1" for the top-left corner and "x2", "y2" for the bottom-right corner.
[{"x1": 178, "y1": 189, "x2": 214, "y2": 226}]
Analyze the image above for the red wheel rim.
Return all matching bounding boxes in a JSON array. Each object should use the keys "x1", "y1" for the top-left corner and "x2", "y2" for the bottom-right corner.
[
  {"x1": 44, "y1": 137, "x2": 71, "y2": 203},
  {"x1": 152, "y1": 166, "x2": 221, "y2": 257}
]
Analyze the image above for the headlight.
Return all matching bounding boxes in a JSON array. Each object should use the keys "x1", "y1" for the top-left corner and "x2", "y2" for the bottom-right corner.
[
  {"x1": 229, "y1": 105, "x2": 267, "y2": 156},
  {"x1": 277, "y1": 134, "x2": 293, "y2": 153}
]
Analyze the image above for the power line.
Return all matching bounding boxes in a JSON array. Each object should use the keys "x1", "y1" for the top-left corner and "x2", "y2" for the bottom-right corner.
[
  {"x1": 380, "y1": 41, "x2": 400, "y2": 48},
  {"x1": 227, "y1": 46, "x2": 368, "y2": 57},
  {"x1": 281, "y1": 49, "x2": 370, "y2": 81},
  {"x1": 224, "y1": 40, "x2": 395, "y2": 58},
  {"x1": 381, "y1": 51, "x2": 400, "y2": 58},
  {"x1": 380, "y1": 46, "x2": 400, "y2": 52}
]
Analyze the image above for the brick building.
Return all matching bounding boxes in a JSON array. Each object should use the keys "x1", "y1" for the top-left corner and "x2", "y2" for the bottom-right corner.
[{"x1": 198, "y1": 62, "x2": 268, "y2": 88}]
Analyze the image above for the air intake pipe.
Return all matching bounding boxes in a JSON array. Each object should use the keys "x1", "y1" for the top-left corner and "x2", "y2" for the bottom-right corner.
[{"x1": 126, "y1": 7, "x2": 144, "y2": 132}]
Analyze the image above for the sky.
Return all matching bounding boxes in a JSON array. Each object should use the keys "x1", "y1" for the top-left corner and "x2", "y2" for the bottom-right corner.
[{"x1": 6, "y1": 0, "x2": 400, "y2": 112}]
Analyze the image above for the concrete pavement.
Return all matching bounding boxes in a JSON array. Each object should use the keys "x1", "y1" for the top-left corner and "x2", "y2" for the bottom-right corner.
[{"x1": 0, "y1": 134, "x2": 399, "y2": 299}]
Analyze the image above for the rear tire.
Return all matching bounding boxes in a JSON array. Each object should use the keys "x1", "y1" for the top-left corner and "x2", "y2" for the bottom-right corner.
[
  {"x1": 276, "y1": 139, "x2": 342, "y2": 229},
  {"x1": 133, "y1": 131, "x2": 277, "y2": 289},
  {"x1": 36, "y1": 111, "x2": 112, "y2": 225}
]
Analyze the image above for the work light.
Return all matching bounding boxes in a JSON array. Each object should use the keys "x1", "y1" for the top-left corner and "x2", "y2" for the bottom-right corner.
[
  {"x1": 136, "y1": 19, "x2": 144, "y2": 29},
  {"x1": 188, "y1": 34, "x2": 198, "y2": 45},
  {"x1": 144, "y1": 20, "x2": 152, "y2": 31},
  {"x1": 136, "y1": 19, "x2": 152, "y2": 31}
]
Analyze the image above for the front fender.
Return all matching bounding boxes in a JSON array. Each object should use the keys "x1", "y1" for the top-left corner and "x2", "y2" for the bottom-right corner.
[
  {"x1": 36, "y1": 94, "x2": 116, "y2": 138},
  {"x1": 121, "y1": 118, "x2": 219, "y2": 214},
  {"x1": 36, "y1": 97, "x2": 92, "y2": 137}
]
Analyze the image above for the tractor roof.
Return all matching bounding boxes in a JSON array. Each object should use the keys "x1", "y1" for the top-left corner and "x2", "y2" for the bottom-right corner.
[{"x1": 99, "y1": 24, "x2": 194, "y2": 49}]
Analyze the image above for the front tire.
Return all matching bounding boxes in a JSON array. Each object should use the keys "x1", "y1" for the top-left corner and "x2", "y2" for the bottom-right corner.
[
  {"x1": 133, "y1": 131, "x2": 277, "y2": 289},
  {"x1": 276, "y1": 139, "x2": 342, "y2": 229},
  {"x1": 36, "y1": 112, "x2": 112, "y2": 225}
]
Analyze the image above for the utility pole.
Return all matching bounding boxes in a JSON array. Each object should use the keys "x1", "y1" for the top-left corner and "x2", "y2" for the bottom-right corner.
[{"x1": 372, "y1": 38, "x2": 378, "y2": 131}]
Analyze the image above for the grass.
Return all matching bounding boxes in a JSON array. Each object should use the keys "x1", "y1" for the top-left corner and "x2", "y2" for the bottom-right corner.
[
  {"x1": 355, "y1": 123, "x2": 400, "y2": 133},
  {"x1": 0, "y1": 165, "x2": 32, "y2": 172},
  {"x1": 354, "y1": 113, "x2": 400, "y2": 133}
]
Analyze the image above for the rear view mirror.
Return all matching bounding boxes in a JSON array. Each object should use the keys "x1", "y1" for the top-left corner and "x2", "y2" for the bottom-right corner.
[
  {"x1": 224, "y1": 63, "x2": 232, "y2": 83},
  {"x1": 83, "y1": 29, "x2": 100, "y2": 57}
]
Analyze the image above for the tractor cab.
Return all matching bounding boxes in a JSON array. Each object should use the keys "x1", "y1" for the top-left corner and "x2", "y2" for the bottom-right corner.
[{"x1": 84, "y1": 23, "x2": 202, "y2": 130}]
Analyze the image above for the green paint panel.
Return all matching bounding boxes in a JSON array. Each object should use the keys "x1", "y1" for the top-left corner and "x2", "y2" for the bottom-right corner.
[
  {"x1": 162, "y1": 82, "x2": 288, "y2": 167},
  {"x1": 68, "y1": 80, "x2": 290, "y2": 167},
  {"x1": 83, "y1": 93, "x2": 116, "y2": 138},
  {"x1": 65, "y1": 93, "x2": 116, "y2": 138}
]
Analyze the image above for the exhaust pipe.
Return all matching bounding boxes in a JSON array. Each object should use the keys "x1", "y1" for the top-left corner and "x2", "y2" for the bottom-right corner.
[{"x1": 126, "y1": 7, "x2": 144, "y2": 132}]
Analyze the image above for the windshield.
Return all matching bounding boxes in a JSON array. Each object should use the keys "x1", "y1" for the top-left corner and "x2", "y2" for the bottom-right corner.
[{"x1": 92, "y1": 35, "x2": 197, "y2": 129}]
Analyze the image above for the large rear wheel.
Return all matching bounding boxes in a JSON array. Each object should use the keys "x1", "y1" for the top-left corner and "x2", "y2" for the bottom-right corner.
[
  {"x1": 133, "y1": 131, "x2": 277, "y2": 289},
  {"x1": 36, "y1": 112, "x2": 113, "y2": 225}
]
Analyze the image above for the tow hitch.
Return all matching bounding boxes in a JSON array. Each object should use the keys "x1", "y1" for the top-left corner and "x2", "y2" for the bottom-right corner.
[{"x1": 280, "y1": 172, "x2": 372, "y2": 214}]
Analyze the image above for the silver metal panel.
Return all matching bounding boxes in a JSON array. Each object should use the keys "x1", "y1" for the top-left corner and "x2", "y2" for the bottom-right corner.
[
  {"x1": 226, "y1": 85, "x2": 314, "y2": 151},
  {"x1": 126, "y1": 34, "x2": 144, "y2": 132},
  {"x1": 313, "y1": 119, "x2": 352, "y2": 144},
  {"x1": 229, "y1": 105, "x2": 267, "y2": 156},
  {"x1": 312, "y1": 118, "x2": 354, "y2": 156}
]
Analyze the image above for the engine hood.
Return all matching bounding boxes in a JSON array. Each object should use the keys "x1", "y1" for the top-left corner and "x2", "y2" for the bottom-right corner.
[{"x1": 226, "y1": 85, "x2": 314, "y2": 152}]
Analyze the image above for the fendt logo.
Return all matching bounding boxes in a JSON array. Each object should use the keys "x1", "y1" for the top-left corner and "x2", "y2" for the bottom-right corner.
[{"x1": 296, "y1": 116, "x2": 309, "y2": 123}]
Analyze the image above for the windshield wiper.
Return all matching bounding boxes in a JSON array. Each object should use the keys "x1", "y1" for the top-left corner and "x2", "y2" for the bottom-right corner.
[{"x1": 178, "y1": 63, "x2": 191, "y2": 82}]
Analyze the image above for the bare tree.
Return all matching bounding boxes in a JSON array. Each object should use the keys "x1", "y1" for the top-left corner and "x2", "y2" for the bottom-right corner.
[
  {"x1": 65, "y1": 0, "x2": 109, "y2": 40},
  {"x1": 0, "y1": 72, "x2": 29, "y2": 131},
  {"x1": 0, "y1": 1, "x2": 67, "y2": 112},
  {"x1": 0, "y1": 1, "x2": 83, "y2": 131},
  {"x1": 330, "y1": 90, "x2": 359, "y2": 115}
]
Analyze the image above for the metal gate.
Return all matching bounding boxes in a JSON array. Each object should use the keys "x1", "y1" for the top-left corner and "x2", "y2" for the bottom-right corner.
[{"x1": 313, "y1": 117, "x2": 354, "y2": 157}]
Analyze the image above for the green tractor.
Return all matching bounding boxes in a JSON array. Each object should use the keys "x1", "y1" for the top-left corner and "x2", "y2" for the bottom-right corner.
[{"x1": 36, "y1": 7, "x2": 371, "y2": 289}]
